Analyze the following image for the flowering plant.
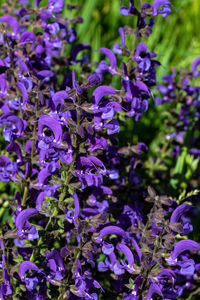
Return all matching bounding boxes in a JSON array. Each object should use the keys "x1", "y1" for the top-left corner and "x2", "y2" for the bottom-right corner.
[{"x1": 0, "y1": 0, "x2": 199, "y2": 299}]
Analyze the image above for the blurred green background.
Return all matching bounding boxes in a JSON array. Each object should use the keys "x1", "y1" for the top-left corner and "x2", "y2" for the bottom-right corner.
[{"x1": 70, "y1": 0, "x2": 200, "y2": 79}]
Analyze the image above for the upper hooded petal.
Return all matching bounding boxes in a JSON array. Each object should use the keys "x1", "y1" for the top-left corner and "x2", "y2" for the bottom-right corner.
[
  {"x1": 170, "y1": 204, "x2": 192, "y2": 223},
  {"x1": 0, "y1": 16, "x2": 19, "y2": 35},
  {"x1": 171, "y1": 240, "x2": 200, "y2": 260},
  {"x1": 99, "y1": 48, "x2": 117, "y2": 71},
  {"x1": 132, "y1": 81, "x2": 151, "y2": 95},
  {"x1": 192, "y1": 57, "x2": 200, "y2": 77},
  {"x1": 146, "y1": 283, "x2": 163, "y2": 300},
  {"x1": 6, "y1": 142, "x2": 23, "y2": 165},
  {"x1": 134, "y1": 42, "x2": 148, "y2": 62},
  {"x1": 38, "y1": 115, "x2": 62, "y2": 146},
  {"x1": 16, "y1": 82, "x2": 28, "y2": 109},
  {"x1": 52, "y1": 90, "x2": 68, "y2": 111},
  {"x1": 119, "y1": 27, "x2": 125, "y2": 47},
  {"x1": 19, "y1": 261, "x2": 39, "y2": 281},
  {"x1": 116, "y1": 243, "x2": 134, "y2": 269},
  {"x1": 37, "y1": 168, "x2": 51, "y2": 186},
  {"x1": 92, "y1": 86, "x2": 116, "y2": 106},
  {"x1": 71, "y1": 43, "x2": 91, "y2": 63},
  {"x1": 1, "y1": 114, "x2": 25, "y2": 139},
  {"x1": 16, "y1": 208, "x2": 38, "y2": 236},
  {"x1": 96, "y1": 226, "x2": 126, "y2": 243},
  {"x1": 20, "y1": 31, "x2": 36, "y2": 44}
]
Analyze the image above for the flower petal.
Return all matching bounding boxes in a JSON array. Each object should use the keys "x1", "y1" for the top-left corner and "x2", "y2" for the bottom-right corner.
[
  {"x1": 6, "y1": 142, "x2": 23, "y2": 165},
  {"x1": 92, "y1": 86, "x2": 116, "y2": 106},
  {"x1": 96, "y1": 226, "x2": 126, "y2": 243},
  {"x1": 48, "y1": 0, "x2": 65, "y2": 13},
  {"x1": 171, "y1": 240, "x2": 200, "y2": 260},
  {"x1": 20, "y1": 31, "x2": 36, "y2": 44},
  {"x1": 157, "y1": 269, "x2": 176, "y2": 282},
  {"x1": 192, "y1": 57, "x2": 200, "y2": 77},
  {"x1": 116, "y1": 243, "x2": 134, "y2": 268},
  {"x1": 104, "y1": 119, "x2": 120, "y2": 135},
  {"x1": 71, "y1": 43, "x2": 91, "y2": 63},
  {"x1": 16, "y1": 82, "x2": 28, "y2": 109},
  {"x1": 119, "y1": 27, "x2": 125, "y2": 47},
  {"x1": 134, "y1": 42, "x2": 148, "y2": 62},
  {"x1": 99, "y1": 48, "x2": 117, "y2": 71},
  {"x1": 52, "y1": 90, "x2": 68, "y2": 111},
  {"x1": 73, "y1": 192, "x2": 80, "y2": 220},
  {"x1": 38, "y1": 115, "x2": 62, "y2": 146},
  {"x1": 19, "y1": 261, "x2": 39, "y2": 281},
  {"x1": 170, "y1": 204, "x2": 192, "y2": 223},
  {"x1": 147, "y1": 283, "x2": 163, "y2": 300},
  {"x1": 16, "y1": 208, "x2": 38, "y2": 236},
  {"x1": 0, "y1": 16, "x2": 19, "y2": 35},
  {"x1": 152, "y1": 0, "x2": 172, "y2": 16},
  {"x1": 46, "y1": 249, "x2": 65, "y2": 271},
  {"x1": 37, "y1": 70, "x2": 55, "y2": 79}
]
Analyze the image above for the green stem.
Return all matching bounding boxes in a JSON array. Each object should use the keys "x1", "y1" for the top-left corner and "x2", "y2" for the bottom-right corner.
[{"x1": 22, "y1": 185, "x2": 29, "y2": 207}]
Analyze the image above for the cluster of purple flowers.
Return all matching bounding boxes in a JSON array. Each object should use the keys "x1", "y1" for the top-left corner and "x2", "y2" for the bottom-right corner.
[{"x1": 0, "y1": 0, "x2": 199, "y2": 299}]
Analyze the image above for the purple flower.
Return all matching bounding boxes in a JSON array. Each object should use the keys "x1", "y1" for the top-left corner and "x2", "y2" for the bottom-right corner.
[
  {"x1": 37, "y1": 70, "x2": 55, "y2": 81},
  {"x1": 65, "y1": 192, "x2": 80, "y2": 224},
  {"x1": 6, "y1": 142, "x2": 23, "y2": 166},
  {"x1": 71, "y1": 43, "x2": 91, "y2": 64},
  {"x1": 87, "y1": 136, "x2": 108, "y2": 152},
  {"x1": 116, "y1": 243, "x2": 134, "y2": 273},
  {"x1": 92, "y1": 86, "x2": 116, "y2": 108},
  {"x1": 0, "y1": 242, "x2": 12, "y2": 296},
  {"x1": 104, "y1": 119, "x2": 120, "y2": 135},
  {"x1": 0, "y1": 15, "x2": 19, "y2": 35},
  {"x1": 16, "y1": 82, "x2": 28, "y2": 110},
  {"x1": 102, "y1": 242, "x2": 114, "y2": 255},
  {"x1": 0, "y1": 156, "x2": 17, "y2": 182},
  {"x1": 156, "y1": 269, "x2": 176, "y2": 284},
  {"x1": 171, "y1": 204, "x2": 192, "y2": 222},
  {"x1": 46, "y1": 22, "x2": 60, "y2": 35},
  {"x1": 46, "y1": 249, "x2": 65, "y2": 281},
  {"x1": 16, "y1": 208, "x2": 39, "y2": 240},
  {"x1": 178, "y1": 258, "x2": 195, "y2": 276},
  {"x1": 191, "y1": 57, "x2": 200, "y2": 77},
  {"x1": 19, "y1": 261, "x2": 39, "y2": 281},
  {"x1": 99, "y1": 48, "x2": 117, "y2": 74},
  {"x1": 19, "y1": 261, "x2": 40, "y2": 291},
  {"x1": 38, "y1": 115, "x2": 62, "y2": 148},
  {"x1": 167, "y1": 240, "x2": 200, "y2": 265},
  {"x1": 66, "y1": 26, "x2": 77, "y2": 44},
  {"x1": 119, "y1": 0, "x2": 138, "y2": 16},
  {"x1": 95, "y1": 226, "x2": 126, "y2": 243},
  {"x1": 170, "y1": 204, "x2": 193, "y2": 235},
  {"x1": 113, "y1": 27, "x2": 126, "y2": 55},
  {"x1": 0, "y1": 114, "x2": 25, "y2": 142},
  {"x1": 113, "y1": 262, "x2": 125, "y2": 275},
  {"x1": 20, "y1": 31, "x2": 36, "y2": 45},
  {"x1": 146, "y1": 283, "x2": 163, "y2": 300},
  {"x1": 75, "y1": 156, "x2": 106, "y2": 188},
  {"x1": 152, "y1": 0, "x2": 172, "y2": 18},
  {"x1": 48, "y1": 0, "x2": 64, "y2": 13}
]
